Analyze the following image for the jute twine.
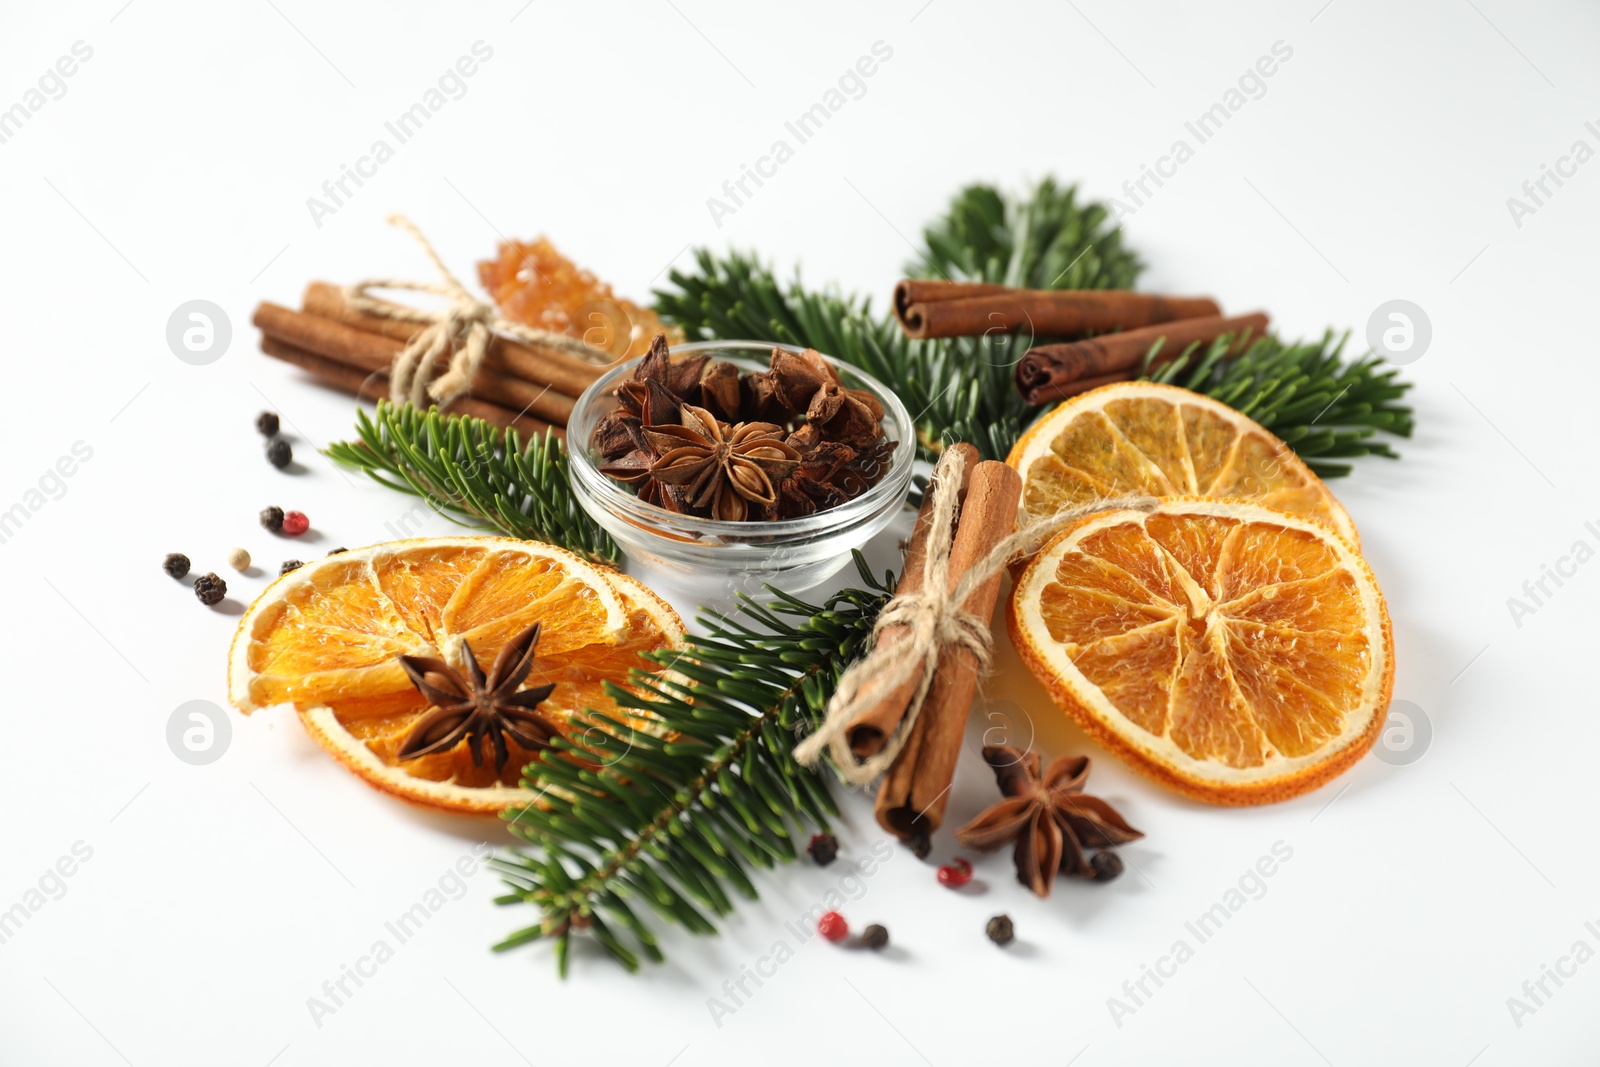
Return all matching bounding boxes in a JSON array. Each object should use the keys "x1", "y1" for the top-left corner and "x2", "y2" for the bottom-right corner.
[
  {"x1": 344, "y1": 215, "x2": 610, "y2": 409},
  {"x1": 794, "y1": 446, "x2": 1156, "y2": 785}
]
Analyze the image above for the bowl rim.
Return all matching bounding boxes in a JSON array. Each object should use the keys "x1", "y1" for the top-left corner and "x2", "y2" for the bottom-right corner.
[{"x1": 568, "y1": 339, "x2": 916, "y2": 540}]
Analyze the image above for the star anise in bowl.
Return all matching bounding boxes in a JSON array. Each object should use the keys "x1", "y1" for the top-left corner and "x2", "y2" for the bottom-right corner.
[
  {"x1": 644, "y1": 405, "x2": 799, "y2": 522},
  {"x1": 588, "y1": 335, "x2": 898, "y2": 522}
]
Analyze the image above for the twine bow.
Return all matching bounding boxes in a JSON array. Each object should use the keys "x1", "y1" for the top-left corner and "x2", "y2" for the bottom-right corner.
[
  {"x1": 344, "y1": 215, "x2": 608, "y2": 409},
  {"x1": 795, "y1": 446, "x2": 1157, "y2": 785}
]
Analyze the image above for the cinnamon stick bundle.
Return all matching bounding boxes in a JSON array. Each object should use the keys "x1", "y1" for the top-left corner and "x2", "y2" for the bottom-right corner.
[
  {"x1": 253, "y1": 303, "x2": 578, "y2": 425},
  {"x1": 260, "y1": 336, "x2": 562, "y2": 439},
  {"x1": 300, "y1": 282, "x2": 611, "y2": 399},
  {"x1": 1014, "y1": 311, "x2": 1270, "y2": 406},
  {"x1": 873, "y1": 458, "x2": 1023, "y2": 840},
  {"x1": 841, "y1": 444, "x2": 980, "y2": 759},
  {"x1": 893, "y1": 278, "x2": 1220, "y2": 340}
]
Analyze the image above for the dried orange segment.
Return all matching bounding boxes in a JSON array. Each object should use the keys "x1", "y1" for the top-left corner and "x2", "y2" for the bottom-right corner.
[
  {"x1": 442, "y1": 548, "x2": 622, "y2": 655},
  {"x1": 1046, "y1": 410, "x2": 1173, "y2": 495},
  {"x1": 1215, "y1": 523, "x2": 1340, "y2": 600},
  {"x1": 1008, "y1": 500, "x2": 1392, "y2": 805},
  {"x1": 1224, "y1": 571, "x2": 1368, "y2": 634},
  {"x1": 244, "y1": 558, "x2": 414, "y2": 680},
  {"x1": 1143, "y1": 511, "x2": 1236, "y2": 599},
  {"x1": 371, "y1": 543, "x2": 488, "y2": 646},
  {"x1": 1222, "y1": 623, "x2": 1363, "y2": 757},
  {"x1": 1068, "y1": 619, "x2": 1183, "y2": 736},
  {"x1": 1039, "y1": 584, "x2": 1175, "y2": 646},
  {"x1": 1168, "y1": 627, "x2": 1270, "y2": 768},
  {"x1": 1048, "y1": 550, "x2": 1174, "y2": 609},
  {"x1": 1076, "y1": 524, "x2": 1181, "y2": 605},
  {"x1": 228, "y1": 537, "x2": 685, "y2": 814},
  {"x1": 248, "y1": 660, "x2": 416, "y2": 710},
  {"x1": 1008, "y1": 381, "x2": 1358, "y2": 546}
]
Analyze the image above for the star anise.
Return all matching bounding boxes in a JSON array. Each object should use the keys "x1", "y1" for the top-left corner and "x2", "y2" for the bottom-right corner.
[
  {"x1": 644, "y1": 404, "x2": 800, "y2": 521},
  {"x1": 774, "y1": 430, "x2": 896, "y2": 518},
  {"x1": 777, "y1": 439, "x2": 855, "y2": 517},
  {"x1": 596, "y1": 410, "x2": 688, "y2": 511},
  {"x1": 954, "y1": 745, "x2": 1143, "y2": 898},
  {"x1": 615, "y1": 333, "x2": 704, "y2": 418},
  {"x1": 599, "y1": 374, "x2": 681, "y2": 463},
  {"x1": 767, "y1": 348, "x2": 837, "y2": 414},
  {"x1": 806, "y1": 380, "x2": 885, "y2": 446},
  {"x1": 395, "y1": 623, "x2": 559, "y2": 774},
  {"x1": 697, "y1": 359, "x2": 743, "y2": 421},
  {"x1": 595, "y1": 346, "x2": 697, "y2": 510}
]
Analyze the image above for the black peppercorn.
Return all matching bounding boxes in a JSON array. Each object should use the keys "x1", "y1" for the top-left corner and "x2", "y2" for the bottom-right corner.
[
  {"x1": 280, "y1": 560, "x2": 304, "y2": 576},
  {"x1": 1089, "y1": 851, "x2": 1124, "y2": 883},
  {"x1": 907, "y1": 830, "x2": 932, "y2": 861},
  {"x1": 193, "y1": 572, "x2": 227, "y2": 605},
  {"x1": 163, "y1": 553, "x2": 191, "y2": 579},
  {"x1": 260, "y1": 506, "x2": 285, "y2": 532},
  {"x1": 256, "y1": 411, "x2": 280, "y2": 437},
  {"x1": 861, "y1": 924, "x2": 889, "y2": 951},
  {"x1": 807, "y1": 832, "x2": 839, "y2": 866},
  {"x1": 985, "y1": 914, "x2": 1014, "y2": 946},
  {"x1": 266, "y1": 439, "x2": 292, "y2": 469}
]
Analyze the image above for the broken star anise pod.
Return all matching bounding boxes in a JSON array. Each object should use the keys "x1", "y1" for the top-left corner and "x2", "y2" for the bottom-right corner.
[
  {"x1": 395, "y1": 622, "x2": 559, "y2": 775},
  {"x1": 807, "y1": 380, "x2": 886, "y2": 447},
  {"x1": 615, "y1": 333, "x2": 704, "y2": 419},
  {"x1": 954, "y1": 745, "x2": 1143, "y2": 898},
  {"x1": 645, "y1": 404, "x2": 800, "y2": 521},
  {"x1": 697, "y1": 359, "x2": 744, "y2": 422}
]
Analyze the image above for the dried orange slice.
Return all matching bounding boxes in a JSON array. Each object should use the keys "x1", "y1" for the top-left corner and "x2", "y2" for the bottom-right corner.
[
  {"x1": 1007, "y1": 381, "x2": 1358, "y2": 545},
  {"x1": 1007, "y1": 500, "x2": 1392, "y2": 805},
  {"x1": 227, "y1": 537, "x2": 684, "y2": 814}
]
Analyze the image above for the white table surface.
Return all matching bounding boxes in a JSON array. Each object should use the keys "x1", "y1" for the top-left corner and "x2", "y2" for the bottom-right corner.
[{"x1": 2, "y1": 1, "x2": 1596, "y2": 1063}]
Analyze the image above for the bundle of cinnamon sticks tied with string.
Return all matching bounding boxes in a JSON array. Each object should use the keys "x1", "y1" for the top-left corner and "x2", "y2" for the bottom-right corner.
[
  {"x1": 892, "y1": 279, "x2": 1270, "y2": 406},
  {"x1": 252, "y1": 283, "x2": 614, "y2": 440},
  {"x1": 870, "y1": 444, "x2": 1021, "y2": 842},
  {"x1": 795, "y1": 443, "x2": 1022, "y2": 845}
]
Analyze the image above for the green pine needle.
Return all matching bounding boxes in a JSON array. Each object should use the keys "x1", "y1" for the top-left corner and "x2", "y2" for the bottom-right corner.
[
  {"x1": 491, "y1": 555, "x2": 893, "y2": 974},
  {"x1": 323, "y1": 400, "x2": 618, "y2": 565}
]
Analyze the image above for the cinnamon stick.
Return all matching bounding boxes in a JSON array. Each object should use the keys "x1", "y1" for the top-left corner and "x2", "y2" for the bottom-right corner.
[
  {"x1": 841, "y1": 443, "x2": 981, "y2": 760},
  {"x1": 893, "y1": 279, "x2": 1011, "y2": 330},
  {"x1": 252, "y1": 302, "x2": 577, "y2": 425},
  {"x1": 302, "y1": 282, "x2": 613, "y2": 399},
  {"x1": 1015, "y1": 311, "x2": 1270, "y2": 406},
  {"x1": 259, "y1": 336, "x2": 563, "y2": 439},
  {"x1": 893, "y1": 279, "x2": 1221, "y2": 340},
  {"x1": 875, "y1": 460, "x2": 1023, "y2": 840}
]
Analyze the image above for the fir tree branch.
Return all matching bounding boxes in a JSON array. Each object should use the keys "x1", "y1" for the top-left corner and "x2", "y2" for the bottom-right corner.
[
  {"x1": 322, "y1": 400, "x2": 618, "y2": 565},
  {"x1": 909, "y1": 177, "x2": 1143, "y2": 290},
  {"x1": 490, "y1": 556, "x2": 894, "y2": 974}
]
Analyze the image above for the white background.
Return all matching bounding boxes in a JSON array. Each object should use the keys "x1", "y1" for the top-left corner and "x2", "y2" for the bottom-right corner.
[{"x1": 1, "y1": 1, "x2": 1596, "y2": 1064}]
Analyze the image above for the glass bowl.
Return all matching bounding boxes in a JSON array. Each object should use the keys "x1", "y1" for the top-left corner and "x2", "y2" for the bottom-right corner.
[{"x1": 568, "y1": 340, "x2": 915, "y2": 602}]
